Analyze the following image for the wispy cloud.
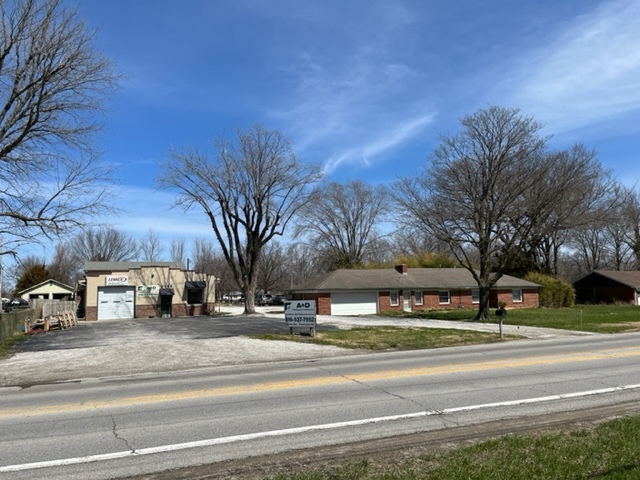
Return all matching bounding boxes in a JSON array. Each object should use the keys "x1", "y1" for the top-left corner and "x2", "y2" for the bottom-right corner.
[
  {"x1": 500, "y1": 0, "x2": 640, "y2": 134},
  {"x1": 267, "y1": 3, "x2": 436, "y2": 173}
]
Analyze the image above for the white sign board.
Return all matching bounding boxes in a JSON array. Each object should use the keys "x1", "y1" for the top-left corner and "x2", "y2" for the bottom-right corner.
[
  {"x1": 284, "y1": 300, "x2": 316, "y2": 327},
  {"x1": 137, "y1": 285, "x2": 160, "y2": 297},
  {"x1": 105, "y1": 275, "x2": 128, "y2": 286}
]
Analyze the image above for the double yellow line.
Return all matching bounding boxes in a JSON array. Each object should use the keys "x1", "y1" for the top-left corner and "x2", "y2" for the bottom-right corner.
[{"x1": 2, "y1": 347, "x2": 639, "y2": 417}]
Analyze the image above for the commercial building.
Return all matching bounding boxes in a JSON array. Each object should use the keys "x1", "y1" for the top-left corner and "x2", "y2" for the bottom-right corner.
[{"x1": 78, "y1": 261, "x2": 216, "y2": 320}]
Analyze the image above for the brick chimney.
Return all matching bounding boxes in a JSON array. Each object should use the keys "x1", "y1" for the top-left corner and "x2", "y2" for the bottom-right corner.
[{"x1": 395, "y1": 264, "x2": 408, "y2": 274}]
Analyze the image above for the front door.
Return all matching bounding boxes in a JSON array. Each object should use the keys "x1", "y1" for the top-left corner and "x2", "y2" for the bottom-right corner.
[
  {"x1": 402, "y1": 291, "x2": 412, "y2": 312},
  {"x1": 160, "y1": 294, "x2": 172, "y2": 318}
]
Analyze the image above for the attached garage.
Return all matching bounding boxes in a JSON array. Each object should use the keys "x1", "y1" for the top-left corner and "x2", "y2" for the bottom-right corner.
[
  {"x1": 97, "y1": 286, "x2": 135, "y2": 320},
  {"x1": 331, "y1": 292, "x2": 378, "y2": 315}
]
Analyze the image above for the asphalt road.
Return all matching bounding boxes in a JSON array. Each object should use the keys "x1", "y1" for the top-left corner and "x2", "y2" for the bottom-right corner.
[{"x1": 1, "y1": 332, "x2": 639, "y2": 480}]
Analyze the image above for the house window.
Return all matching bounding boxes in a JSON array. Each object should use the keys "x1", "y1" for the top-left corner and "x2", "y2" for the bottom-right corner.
[
  {"x1": 512, "y1": 289, "x2": 523, "y2": 303},
  {"x1": 414, "y1": 291, "x2": 423, "y2": 305},
  {"x1": 187, "y1": 288, "x2": 203, "y2": 304},
  {"x1": 390, "y1": 291, "x2": 399, "y2": 306},
  {"x1": 185, "y1": 281, "x2": 206, "y2": 304},
  {"x1": 438, "y1": 290, "x2": 450, "y2": 305},
  {"x1": 472, "y1": 289, "x2": 480, "y2": 304}
]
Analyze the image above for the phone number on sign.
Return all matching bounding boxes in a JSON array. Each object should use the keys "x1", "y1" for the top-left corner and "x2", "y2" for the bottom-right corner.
[{"x1": 286, "y1": 316, "x2": 316, "y2": 325}]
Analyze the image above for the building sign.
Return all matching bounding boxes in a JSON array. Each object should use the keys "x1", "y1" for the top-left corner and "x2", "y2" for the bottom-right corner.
[
  {"x1": 105, "y1": 275, "x2": 128, "y2": 286},
  {"x1": 284, "y1": 300, "x2": 316, "y2": 327},
  {"x1": 137, "y1": 285, "x2": 160, "y2": 297}
]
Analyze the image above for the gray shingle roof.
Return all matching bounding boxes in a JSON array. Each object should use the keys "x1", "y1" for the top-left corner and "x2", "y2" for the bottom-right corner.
[
  {"x1": 292, "y1": 267, "x2": 539, "y2": 292},
  {"x1": 577, "y1": 270, "x2": 640, "y2": 289}
]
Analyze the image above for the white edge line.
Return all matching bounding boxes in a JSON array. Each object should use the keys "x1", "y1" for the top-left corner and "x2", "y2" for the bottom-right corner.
[{"x1": 2, "y1": 384, "x2": 640, "y2": 473}]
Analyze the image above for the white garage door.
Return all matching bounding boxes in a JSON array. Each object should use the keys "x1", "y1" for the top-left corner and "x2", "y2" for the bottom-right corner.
[
  {"x1": 331, "y1": 292, "x2": 378, "y2": 316},
  {"x1": 98, "y1": 286, "x2": 135, "y2": 320}
]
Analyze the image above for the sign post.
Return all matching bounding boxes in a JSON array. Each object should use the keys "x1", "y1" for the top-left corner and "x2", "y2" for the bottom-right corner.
[{"x1": 284, "y1": 300, "x2": 317, "y2": 337}]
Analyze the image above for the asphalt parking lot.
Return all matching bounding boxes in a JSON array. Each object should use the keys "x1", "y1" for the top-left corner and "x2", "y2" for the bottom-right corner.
[{"x1": 0, "y1": 306, "x2": 591, "y2": 388}]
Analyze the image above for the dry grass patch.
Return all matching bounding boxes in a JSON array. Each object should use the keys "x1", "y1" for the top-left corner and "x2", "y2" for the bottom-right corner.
[{"x1": 254, "y1": 327, "x2": 513, "y2": 351}]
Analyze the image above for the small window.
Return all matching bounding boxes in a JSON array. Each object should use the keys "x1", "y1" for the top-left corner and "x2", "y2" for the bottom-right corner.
[
  {"x1": 390, "y1": 291, "x2": 399, "y2": 306},
  {"x1": 438, "y1": 290, "x2": 450, "y2": 305},
  {"x1": 512, "y1": 289, "x2": 522, "y2": 303},
  {"x1": 414, "y1": 291, "x2": 423, "y2": 305},
  {"x1": 472, "y1": 289, "x2": 480, "y2": 304}
]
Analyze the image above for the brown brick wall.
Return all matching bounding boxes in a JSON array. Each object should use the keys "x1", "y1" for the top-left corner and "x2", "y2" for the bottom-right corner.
[
  {"x1": 136, "y1": 304, "x2": 160, "y2": 318},
  {"x1": 295, "y1": 288, "x2": 539, "y2": 315},
  {"x1": 291, "y1": 293, "x2": 331, "y2": 315},
  {"x1": 494, "y1": 289, "x2": 539, "y2": 309},
  {"x1": 378, "y1": 291, "x2": 402, "y2": 312},
  {"x1": 86, "y1": 306, "x2": 97, "y2": 321}
]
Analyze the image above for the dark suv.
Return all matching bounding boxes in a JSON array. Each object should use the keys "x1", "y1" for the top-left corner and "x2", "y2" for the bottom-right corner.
[{"x1": 272, "y1": 295, "x2": 287, "y2": 305}]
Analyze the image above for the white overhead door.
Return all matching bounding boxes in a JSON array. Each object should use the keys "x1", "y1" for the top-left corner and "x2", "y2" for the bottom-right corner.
[
  {"x1": 331, "y1": 292, "x2": 378, "y2": 316},
  {"x1": 97, "y1": 286, "x2": 135, "y2": 320}
]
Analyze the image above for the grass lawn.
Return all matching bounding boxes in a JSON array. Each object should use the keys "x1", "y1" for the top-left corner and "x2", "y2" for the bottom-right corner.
[
  {"x1": 0, "y1": 334, "x2": 25, "y2": 359},
  {"x1": 254, "y1": 327, "x2": 513, "y2": 350},
  {"x1": 267, "y1": 414, "x2": 640, "y2": 479},
  {"x1": 387, "y1": 304, "x2": 640, "y2": 333}
]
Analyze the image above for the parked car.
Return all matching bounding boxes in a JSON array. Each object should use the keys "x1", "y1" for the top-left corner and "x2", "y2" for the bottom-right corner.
[
  {"x1": 255, "y1": 294, "x2": 273, "y2": 306},
  {"x1": 272, "y1": 295, "x2": 287, "y2": 306}
]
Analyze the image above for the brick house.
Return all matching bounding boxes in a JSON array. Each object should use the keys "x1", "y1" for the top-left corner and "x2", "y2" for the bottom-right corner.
[
  {"x1": 573, "y1": 270, "x2": 640, "y2": 305},
  {"x1": 290, "y1": 265, "x2": 539, "y2": 315},
  {"x1": 78, "y1": 261, "x2": 216, "y2": 321}
]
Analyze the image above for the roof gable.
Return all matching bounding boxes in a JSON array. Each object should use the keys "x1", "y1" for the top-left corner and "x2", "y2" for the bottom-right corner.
[
  {"x1": 575, "y1": 270, "x2": 640, "y2": 289},
  {"x1": 18, "y1": 279, "x2": 75, "y2": 295}
]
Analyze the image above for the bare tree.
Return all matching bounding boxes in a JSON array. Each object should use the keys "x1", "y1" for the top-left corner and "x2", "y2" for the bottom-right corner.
[
  {"x1": 621, "y1": 186, "x2": 640, "y2": 269},
  {"x1": 392, "y1": 107, "x2": 551, "y2": 319},
  {"x1": 294, "y1": 180, "x2": 388, "y2": 270},
  {"x1": 0, "y1": 0, "x2": 119, "y2": 256},
  {"x1": 517, "y1": 144, "x2": 616, "y2": 275},
  {"x1": 70, "y1": 227, "x2": 139, "y2": 263},
  {"x1": 139, "y1": 229, "x2": 164, "y2": 261},
  {"x1": 258, "y1": 241, "x2": 288, "y2": 293},
  {"x1": 158, "y1": 125, "x2": 322, "y2": 313},
  {"x1": 192, "y1": 237, "x2": 217, "y2": 274},
  {"x1": 393, "y1": 107, "x2": 614, "y2": 319},
  {"x1": 282, "y1": 242, "x2": 323, "y2": 289},
  {"x1": 48, "y1": 241, "x2": 80, "y2": 286},
  {"x1": 169, "y1": 238, "x2": 187, "y2": 265}
]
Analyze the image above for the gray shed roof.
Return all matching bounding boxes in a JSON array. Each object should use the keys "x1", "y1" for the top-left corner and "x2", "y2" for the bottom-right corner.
[
  {"x1": 83, "y1": 261, "x2": 186, "y2": 272},
  {"x1": 575, "y1": 270, "x2": 640, "y2": 289},
  {"x1": 292, "y1": 267, "x2": 539, "y2": 292}
]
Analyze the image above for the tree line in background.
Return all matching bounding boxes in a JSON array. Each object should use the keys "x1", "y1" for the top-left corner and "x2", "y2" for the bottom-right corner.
[
  {"x1": 5, "y1": 105, "x2": 640, "y2": 317},
  {"x1": 2, "y1": 2, "x2": 639, "y2": 318}
]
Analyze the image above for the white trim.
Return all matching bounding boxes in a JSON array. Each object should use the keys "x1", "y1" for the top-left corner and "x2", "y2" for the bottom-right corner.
[
  {"x1": 512, "y1": 289, "x2": 523, "y2": 303},
  {"x1": 414, "y1": 291, "x2": 423, "y2": 305},
  {"x1": 438, "y1": 290, "x2": 450, "y2": 305},
  {"x1": 390, "y1": 291, "x2": 399, "y2": 306}
]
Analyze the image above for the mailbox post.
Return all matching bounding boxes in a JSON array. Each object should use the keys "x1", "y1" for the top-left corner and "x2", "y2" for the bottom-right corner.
[{"x1": 284, "y1": 300, "x2": 317, "y2": 337}]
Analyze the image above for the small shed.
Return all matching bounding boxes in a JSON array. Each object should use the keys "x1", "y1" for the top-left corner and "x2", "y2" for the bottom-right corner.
[
  {"x1": 573, "y1": 270, "x2": 640, "y2": 305},
  {"x1": 18, "y1": 279, "x2": 75, "y2": 301}
]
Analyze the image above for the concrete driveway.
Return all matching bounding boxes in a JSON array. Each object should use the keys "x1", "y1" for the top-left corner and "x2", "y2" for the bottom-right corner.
[{"x1": 0, "y1": 305, "x2": 590, "y2": 389}]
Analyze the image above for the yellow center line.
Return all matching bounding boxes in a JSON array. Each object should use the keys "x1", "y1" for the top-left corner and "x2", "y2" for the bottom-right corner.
[{"x1": 2, "y1": 348, "x2": 640, "y2": 418}]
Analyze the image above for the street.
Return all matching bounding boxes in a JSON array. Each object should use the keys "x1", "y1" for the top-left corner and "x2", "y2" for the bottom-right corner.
[{"x1": 1, "y1": 332, "x2": 640, "y2": 479}]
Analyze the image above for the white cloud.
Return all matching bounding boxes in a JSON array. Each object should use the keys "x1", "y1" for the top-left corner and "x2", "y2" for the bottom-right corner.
[{"x1": 502, "y1": 0, "x2": 640, "y2": 134}]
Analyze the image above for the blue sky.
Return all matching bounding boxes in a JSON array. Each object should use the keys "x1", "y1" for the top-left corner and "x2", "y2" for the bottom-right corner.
[{"x1": 29, "y1": 0, "x2": 640, "y2": 260}]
